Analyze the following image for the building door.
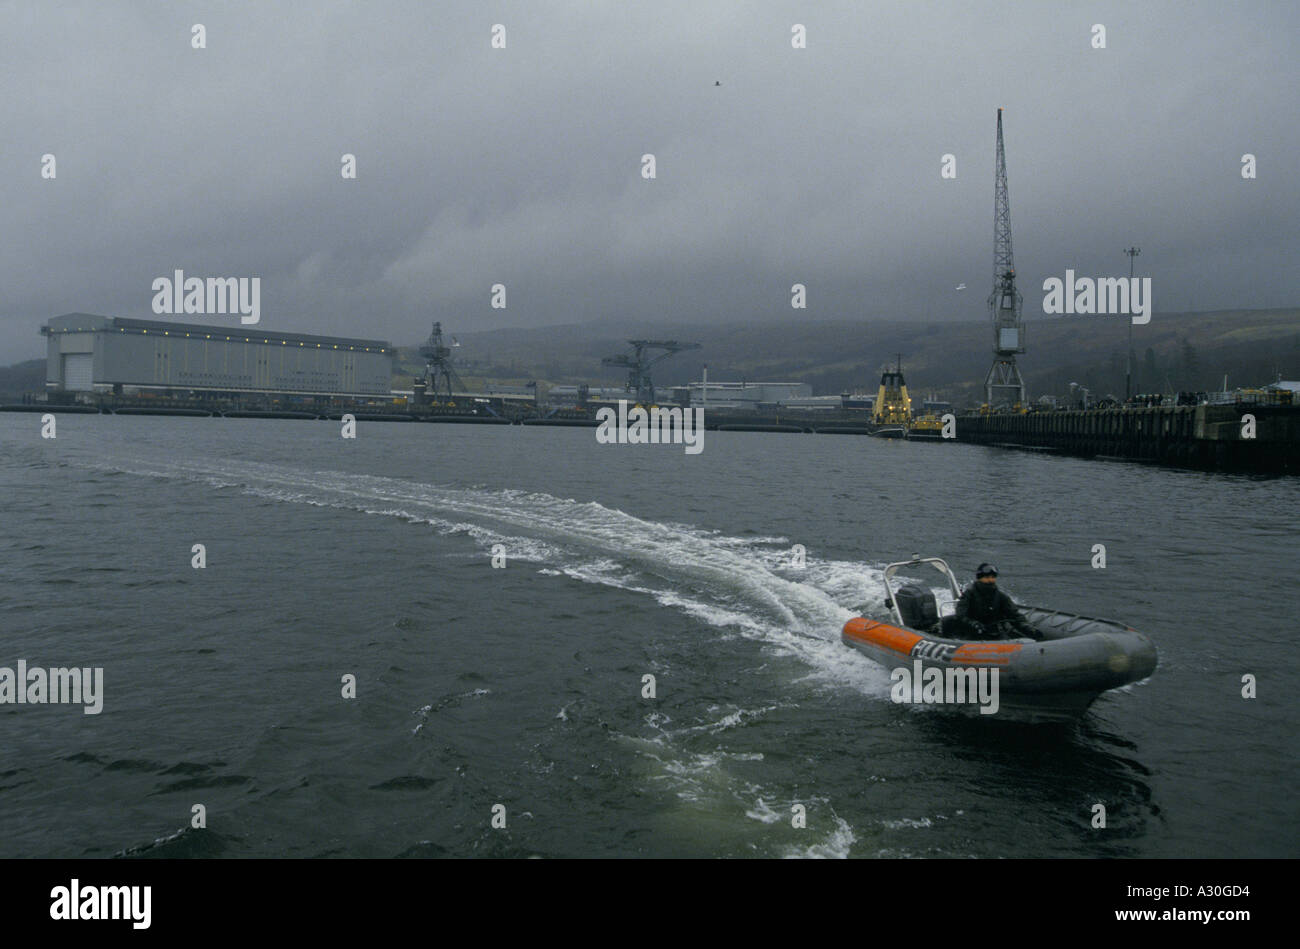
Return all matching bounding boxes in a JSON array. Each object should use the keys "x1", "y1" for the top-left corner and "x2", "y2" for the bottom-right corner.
[{"x1": 62, "y1": 353, "x2": 94, "y2": 391}]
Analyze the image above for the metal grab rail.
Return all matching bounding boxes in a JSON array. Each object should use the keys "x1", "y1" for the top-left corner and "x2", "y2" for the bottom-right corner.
[{"x1": 881, "y1": 555, "x2": 964, "y2": 628}]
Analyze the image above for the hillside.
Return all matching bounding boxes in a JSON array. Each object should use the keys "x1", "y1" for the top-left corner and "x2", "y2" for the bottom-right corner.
[
  {"x1": 398, "y1": 309, "x2": 1300, "y2": 405},
  {"x1": 0, "y1": 359, "x2": 46, "y2": 399}
]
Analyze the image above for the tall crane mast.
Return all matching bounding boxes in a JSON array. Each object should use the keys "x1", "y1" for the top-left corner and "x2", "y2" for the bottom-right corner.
[{"x1": 984, "y1": 108, "x2": 1027, "y2": 409}]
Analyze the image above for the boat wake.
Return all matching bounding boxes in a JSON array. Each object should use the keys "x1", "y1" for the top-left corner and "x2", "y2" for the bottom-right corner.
[
  {"x1": 82, "y1": 455, "x2": 897, "y2": 697},
  {"x1": 77, "y1": 454, "x2": 893, "y2": 856}
]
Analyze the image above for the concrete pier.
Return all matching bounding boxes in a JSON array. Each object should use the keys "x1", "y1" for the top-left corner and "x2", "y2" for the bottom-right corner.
[{"x1": 956, "y1": 404, "x2": 1300, "y2": 473}]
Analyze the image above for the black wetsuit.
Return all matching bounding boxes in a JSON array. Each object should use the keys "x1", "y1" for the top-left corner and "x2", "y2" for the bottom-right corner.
[{"x1": 952, "y1": 583, "x2": 1041, "y2": 640}]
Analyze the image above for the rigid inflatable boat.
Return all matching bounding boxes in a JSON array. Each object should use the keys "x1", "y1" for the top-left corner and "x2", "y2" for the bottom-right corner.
[{"x1": 841, "y1": 556, "x2": 1158, "y2": 722}]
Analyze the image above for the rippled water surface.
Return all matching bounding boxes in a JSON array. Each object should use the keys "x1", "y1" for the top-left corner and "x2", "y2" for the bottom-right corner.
[{"x1": 1, "y1": 413, "x2": 1296, "y2": 857}]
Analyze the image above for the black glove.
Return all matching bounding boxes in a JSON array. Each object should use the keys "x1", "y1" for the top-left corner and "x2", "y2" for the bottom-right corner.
[{"x1": 1014, "y1": 622, "x2": 1043, "y2": 641}]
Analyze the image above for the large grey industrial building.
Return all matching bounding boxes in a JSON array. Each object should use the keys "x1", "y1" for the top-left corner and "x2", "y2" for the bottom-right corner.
[{"x1": 42, "y1": 313, "x2": 395, "y2": 398}]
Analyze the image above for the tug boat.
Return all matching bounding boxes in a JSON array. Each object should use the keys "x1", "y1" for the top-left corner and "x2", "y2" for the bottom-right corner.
[
  {"x1": 868, "y1": 359, "x2": 911, "y2": 438},
  {"x1": 841, "y1": 556, "x2": 1158, "y2": 722}
]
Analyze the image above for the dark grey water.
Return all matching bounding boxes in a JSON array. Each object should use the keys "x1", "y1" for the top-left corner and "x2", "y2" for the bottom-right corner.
[{"x1": 1, "y1": 413, "x2": 1296, "y2": 857}]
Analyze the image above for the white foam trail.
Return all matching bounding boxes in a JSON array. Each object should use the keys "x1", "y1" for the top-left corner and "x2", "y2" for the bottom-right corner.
[
  {"x1": 782, "y1": 816, "x2": 857, "y2": 859},
  {"x1": 881, "y1": 816, "x2": 933, "y2": 830},
  {"x1": 672, "y1": 704, "x2": 782, "y2": 738},
  {"x1": 80, "y1": 455, "x2": 897, "y2": 696},
  {"x1": 746, "y1": 799, "x2": 783, "y2": 824}
]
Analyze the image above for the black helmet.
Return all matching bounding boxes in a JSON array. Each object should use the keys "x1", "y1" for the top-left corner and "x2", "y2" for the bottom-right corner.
[{"x1": 975, "y1": 563, "x2": 998, "y2": 578}]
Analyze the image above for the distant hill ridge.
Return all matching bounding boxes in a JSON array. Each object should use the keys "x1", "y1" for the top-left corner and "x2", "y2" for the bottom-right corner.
[{"x1": 397, "y1": 308, "x2": 1300, "y2": 403}]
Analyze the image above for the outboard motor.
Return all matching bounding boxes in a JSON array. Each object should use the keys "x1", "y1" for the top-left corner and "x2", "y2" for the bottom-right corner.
[{"x1": 894, "y1": 585, "x2": 939, "y2": 631}]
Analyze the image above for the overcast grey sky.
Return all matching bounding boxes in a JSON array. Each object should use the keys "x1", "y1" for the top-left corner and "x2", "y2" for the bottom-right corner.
[{"x1": 2, "y1": 0, "x2": 1297, "y2": 363}]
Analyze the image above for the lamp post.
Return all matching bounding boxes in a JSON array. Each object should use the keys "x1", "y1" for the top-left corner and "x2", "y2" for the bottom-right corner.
[{"x1": 1123, "y1": 246, "x2": 1141, "y2": 400}]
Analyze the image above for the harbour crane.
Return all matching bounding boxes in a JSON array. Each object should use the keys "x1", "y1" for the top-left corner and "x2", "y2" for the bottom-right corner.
[
  {"x1": 418, "y1": 321, "x2": 465, "y2": 401},
  {"x1": 984, "y1": 108, "x2": 1027, "y2": 409},
  {"x1": 601, "y1": 339, "x2": 701, "y2": 405}
]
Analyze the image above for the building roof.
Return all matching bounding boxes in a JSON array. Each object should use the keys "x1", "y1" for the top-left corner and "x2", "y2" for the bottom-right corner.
[{"x1": 41, "y1": 313, "x2": 392, "y2": 352}]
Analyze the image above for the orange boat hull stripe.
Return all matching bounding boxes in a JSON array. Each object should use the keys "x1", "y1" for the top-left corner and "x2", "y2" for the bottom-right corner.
[
  {"x1": 842, "y1": 619, "x2": 922, "y2": 655},
  {"x1": 843, "y1": 619, "x2": 1026, "y2": 664}
]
